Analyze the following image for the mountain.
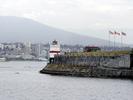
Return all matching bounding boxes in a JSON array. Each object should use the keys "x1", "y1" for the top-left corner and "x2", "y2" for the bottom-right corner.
[{"x1": 0, "y1": 16, "x2": 110, "y2": 46}]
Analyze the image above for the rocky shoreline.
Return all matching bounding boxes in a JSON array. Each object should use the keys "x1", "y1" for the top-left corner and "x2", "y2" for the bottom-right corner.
[
  {"x1": 40, "y1": 51, "x2": 133, "y2": 79},
  {"x1": 40, "y1": 64, "x2": 133, "y2": 79}
]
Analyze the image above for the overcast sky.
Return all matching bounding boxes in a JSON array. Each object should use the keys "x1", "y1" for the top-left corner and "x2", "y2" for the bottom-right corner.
[{"x1": 0, "y1": 0, "x2": 133, "y2": 44}]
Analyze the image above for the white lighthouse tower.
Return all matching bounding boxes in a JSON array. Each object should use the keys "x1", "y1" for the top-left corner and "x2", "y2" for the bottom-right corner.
[{"x1": 49, "y1": 40, "x2": 60, "y2": 63}]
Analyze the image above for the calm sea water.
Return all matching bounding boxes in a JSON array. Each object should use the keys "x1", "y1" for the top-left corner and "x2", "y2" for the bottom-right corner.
[{"x1": 0, "y1": 61, "x2": 133, "y2": 100}]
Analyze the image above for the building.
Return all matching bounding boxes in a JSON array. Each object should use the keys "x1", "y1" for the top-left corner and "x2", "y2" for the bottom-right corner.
[
  {"x1": 49, "y1": 40, "x2": 60, "y2": 63},
  {"x1": 84, "y1": 46, "x2": 101, "y2": 52},
  {"x1": 24, "y1": 42, "x2": 32, "y2": 55}
]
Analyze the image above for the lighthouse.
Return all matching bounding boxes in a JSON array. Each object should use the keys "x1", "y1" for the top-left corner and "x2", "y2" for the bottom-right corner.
[{"x1": 49, "y1": 40, "x2": 60, "y2": 63}]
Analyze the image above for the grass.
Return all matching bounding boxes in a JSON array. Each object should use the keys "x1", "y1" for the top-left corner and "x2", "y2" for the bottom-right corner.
[{"x1": 64, "y1": 50, "x2": 131, "y2": 57}]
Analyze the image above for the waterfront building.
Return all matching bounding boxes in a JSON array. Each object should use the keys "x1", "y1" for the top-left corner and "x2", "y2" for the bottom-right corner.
[
  {"x1": 24, "y1": 42, "x2": 32, "y2": 55},
  {"x1": 49, "y1": 40, "x2": 60, "y2": 63},
  {"x1": 0, "y1": 43, "x2": 4, "y2": 50}
]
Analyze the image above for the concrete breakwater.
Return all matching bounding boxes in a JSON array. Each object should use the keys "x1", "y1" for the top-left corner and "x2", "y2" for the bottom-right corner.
[{"x1": 40, "y1": 51, "x2": 133, "y2": 79}]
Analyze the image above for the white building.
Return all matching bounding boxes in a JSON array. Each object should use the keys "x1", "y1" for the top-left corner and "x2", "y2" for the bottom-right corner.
[
  {"x1": 49, "y1": 40, "x2": 60, "y2": 63},
  {"x1": 0, "y1": 43, "x2": 4, "y2": 50},
  {"x1": 24, "y1": 42, "x2": 32, "y2": 55}
]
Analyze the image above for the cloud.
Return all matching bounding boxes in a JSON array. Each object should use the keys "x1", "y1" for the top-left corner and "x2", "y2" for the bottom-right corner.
[{"x1": 0, "y1": 0, "x2": 133, "y2": 43}]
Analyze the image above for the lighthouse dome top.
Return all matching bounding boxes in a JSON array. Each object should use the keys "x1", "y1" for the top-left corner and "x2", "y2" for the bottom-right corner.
[{"x1": 52, "y1": 40, "x2": 58, "y2": 45}]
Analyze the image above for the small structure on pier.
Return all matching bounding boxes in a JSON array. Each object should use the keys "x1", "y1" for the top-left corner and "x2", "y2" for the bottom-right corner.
[
  {"x1": 84, "y1": 46, "x2": 101, "y2": 52},
  {"x1": 49, "y1": 40, "x2": 60, "y2": 63}
]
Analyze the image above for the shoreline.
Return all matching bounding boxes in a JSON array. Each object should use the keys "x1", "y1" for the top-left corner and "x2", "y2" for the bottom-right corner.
[{"x1": 40, "y1": 64, "x2": 133, "y2": 79}]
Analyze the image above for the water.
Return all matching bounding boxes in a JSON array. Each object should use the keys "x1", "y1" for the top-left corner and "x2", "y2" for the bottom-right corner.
[{"x1": 0, "y1": 61, "x2": 133, "y2": 100}]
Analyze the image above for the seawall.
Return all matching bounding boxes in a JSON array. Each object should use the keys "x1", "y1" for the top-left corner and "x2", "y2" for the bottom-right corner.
[
  {"x1": 40, "y1": 64, "x2": 133, "y2": 79},
  {"x1": 40, "y1": 51, "x2": 133, "y2": 79}
]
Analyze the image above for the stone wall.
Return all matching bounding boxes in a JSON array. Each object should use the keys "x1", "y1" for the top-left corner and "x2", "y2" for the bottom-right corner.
[
  {"x1": 41, "y1": 53, "x2": 133, "y2": 79},
  {"x1": 40, "y1": 64, "x2": 133, "y2": 78},
  {"x1": 130, "y1": 54, "x2": 133, "y2": 69},
  {"x1": 53, "y1": 54, "x2": 131, "y2": 69}
]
